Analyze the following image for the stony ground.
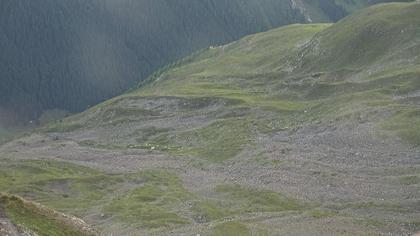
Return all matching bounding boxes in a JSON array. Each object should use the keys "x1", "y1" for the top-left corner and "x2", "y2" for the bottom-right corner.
[{"x1": 0, "y1": 104, "x2": 419, "y2": 235}]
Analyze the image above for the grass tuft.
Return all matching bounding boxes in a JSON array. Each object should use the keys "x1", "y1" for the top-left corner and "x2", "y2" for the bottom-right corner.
[{"x1": 211, "y1": 221, "x2": 251, "y2": 236}]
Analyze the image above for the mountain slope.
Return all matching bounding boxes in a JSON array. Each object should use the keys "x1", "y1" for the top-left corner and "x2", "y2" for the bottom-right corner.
[
  {"x1": 1, "y1": 2, "x2": 420, "y2": 235},
  {"x1": 0, "y1": 0, "x2": 405, "y2": 125},
  {"x1": 297, "y1": 1, "x2": 420, "y2": 71},
  {"x1": 56, "y1": 2, "x2": 420, "y2": 148}
]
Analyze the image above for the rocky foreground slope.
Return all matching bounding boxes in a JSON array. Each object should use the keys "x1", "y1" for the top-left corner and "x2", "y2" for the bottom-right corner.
[
  {"x1": 0, "y1": 193, "x2": 97, "y2": 236},
  {"x1": 0, "y1": 2, "x2": 419, "y2": 235}
]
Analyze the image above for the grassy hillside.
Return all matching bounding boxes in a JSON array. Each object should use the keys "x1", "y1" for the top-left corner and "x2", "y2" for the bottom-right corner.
[
  {"x1": 2, "y1": 2, "x2": 420, "y2": 235},
  {"x1": 49, "y1": 1, "x2": 420, "y2": 148},
  {"x1": 297, "y1": 2, "x2": 420, "y2": 71},
  {"x1": 0, "y1": 0, "x2": 404, "y2": 125}
]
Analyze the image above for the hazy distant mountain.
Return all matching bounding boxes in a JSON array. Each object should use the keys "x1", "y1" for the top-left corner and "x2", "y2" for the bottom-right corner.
[{"x1": 0, "y1": 0, "x2": 403, "y2": 124}]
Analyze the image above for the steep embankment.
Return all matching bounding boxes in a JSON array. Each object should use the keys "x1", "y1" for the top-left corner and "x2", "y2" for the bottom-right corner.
[
  {"x1": 0, "y1": 0, "x2": 403, "y2": 124},
  {"x1": 1, "y1": 2, "x2": 419, "y2": 235},
  {"x1": 0, "y1": 193, "x2": 98, "y2": 235}
]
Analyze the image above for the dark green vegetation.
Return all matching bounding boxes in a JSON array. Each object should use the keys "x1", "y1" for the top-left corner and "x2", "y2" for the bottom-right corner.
[
  {"x1": 0, "y1": 193, "x2": 97, "y2": 236},
  {"x1": 0, "y1": 0, "x2": 404, "y2": 125}
]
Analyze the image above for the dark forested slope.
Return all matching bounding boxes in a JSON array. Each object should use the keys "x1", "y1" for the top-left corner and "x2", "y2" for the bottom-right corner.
[{"x1": 0, "y1": 0, "x2": 405, "y2": 124}]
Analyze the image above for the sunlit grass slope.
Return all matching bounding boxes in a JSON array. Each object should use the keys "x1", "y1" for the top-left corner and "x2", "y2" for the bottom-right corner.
[
  {"x1": 46, "y1": 2, "x2": 420, "y2": 149},
  {"x1": 137, "y1": 2, "x2": 420, "y2": 146}
]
